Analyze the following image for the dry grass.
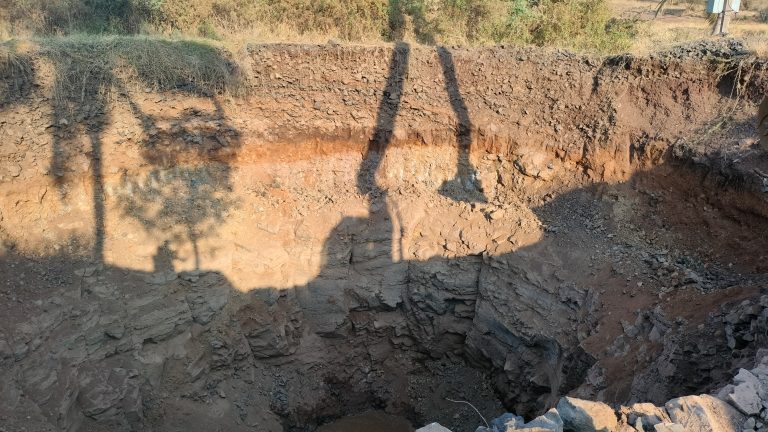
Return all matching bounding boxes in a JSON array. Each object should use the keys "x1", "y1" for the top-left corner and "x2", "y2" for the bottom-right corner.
[
  {"x1": 0, "y1": 0, "x2": 638, "y2": 54},
  {"x1": 609, "y1": 0, "x2": 768, "y2": 55},
  {"x1": 0, "y1": 39, "x2": 35, "y2": 104},
  {"x1": 0, "y1": 0, "x2": 763, "y2": 93},
  {"x1": 630, "y1": 20, "x2": 768, "y2": 55},
  {"x1": 0, "y1": 35, "x2": 244, "y2": 105}
]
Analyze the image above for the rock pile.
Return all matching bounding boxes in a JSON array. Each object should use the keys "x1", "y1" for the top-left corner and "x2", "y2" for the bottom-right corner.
[{"x1": 419, "y1": 350, "x2": 768, "y2": 432}]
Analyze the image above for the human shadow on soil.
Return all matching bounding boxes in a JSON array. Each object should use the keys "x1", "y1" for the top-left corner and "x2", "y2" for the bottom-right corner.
[
  {"x1": 385, "y1": 1, "x2": 485, "y2": 203},
  {"x1": 290, "y1": 40, "x2": 580, "y2": 429},
  {"x1": 436, "y1": 46, "x2": 486, "y2": 203},
  {"x1": 356, "y1": 42, "x2": 410, "y2": 197}
]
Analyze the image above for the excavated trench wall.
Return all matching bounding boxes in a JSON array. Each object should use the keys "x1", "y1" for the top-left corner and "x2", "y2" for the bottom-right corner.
[{"x1": 1, "y1": 42, "x2": 768, "y2": 431}]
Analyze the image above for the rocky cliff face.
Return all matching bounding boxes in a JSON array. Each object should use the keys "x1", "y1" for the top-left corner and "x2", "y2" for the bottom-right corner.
[{"x1": 0, "y1": 40, "x2": 767, "y2": 431}]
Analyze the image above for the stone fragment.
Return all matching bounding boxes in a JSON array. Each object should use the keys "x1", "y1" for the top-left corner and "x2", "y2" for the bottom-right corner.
[
  {"x1": 557, "y1": 397, "x2": 617, "y2": 432},
  {"x1": 665, "y1": 394, "x2": 744, "y2": 432},
  {"x1": 654, "y1": 423, "x2": 686, "y2": 432},
  {"x1": 745, "y1": 417, "x2": 756, "y2": 429},
  {"x1": 625, "y1": 403, "x2": 669, "y2": 428},
  {"x1": 105, "y1": 324, "x2": 126, "y2": 339},
  {"x1": 78, "y1": 367, "x2": 142, "y2": 427},
  {"x1": 522, "y1": 408, "x2": 564, "y2": 432},
  {"x1": 513, "y1": 150, "x2": 555, "y2": 181},
  {"x1": 728, "y1": 369, "x2": 763, "y2": 415},
  {"x1": 489, "y1": 412, "x2": 525, "y2": 430},
  {"x1": 417, "y1": 423, "x2": 453, "y2": 432},
  {"x1": 717, "y1": 384, "x2": 736, "y2": 400},
  {"x1": 490, "y1": 209, "x2": 506, "y2": 220},
  {"x1": 621, "y1": 320, "x2": 639, "y2": 338}
]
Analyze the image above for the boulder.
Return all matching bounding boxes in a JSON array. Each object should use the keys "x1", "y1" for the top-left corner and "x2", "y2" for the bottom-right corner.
[
  {"x1": 235, "y1": 296, "x2": 303, "y2": 358},
  {"x1": 665, "y1": 394, "x2": 744, "y2": 432},
  {"x1": 557, "y1": 397, "x2": 617, "y2": 432}
]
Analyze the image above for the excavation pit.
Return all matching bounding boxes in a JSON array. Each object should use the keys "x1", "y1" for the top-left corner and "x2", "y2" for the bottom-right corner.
[{"x1": 0, "y1": 41, "x2": 767, "y2": 432}]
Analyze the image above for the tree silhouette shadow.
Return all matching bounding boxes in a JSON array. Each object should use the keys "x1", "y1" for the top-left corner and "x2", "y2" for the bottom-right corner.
[{"x1": 40, "y1": 37, "x2": 243, "y2": 268}]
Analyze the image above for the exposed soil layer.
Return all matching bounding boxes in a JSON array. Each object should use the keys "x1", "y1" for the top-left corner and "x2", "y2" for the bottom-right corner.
[{"x1": 0, "y1": 40, "x2": 767, "y2": 432}]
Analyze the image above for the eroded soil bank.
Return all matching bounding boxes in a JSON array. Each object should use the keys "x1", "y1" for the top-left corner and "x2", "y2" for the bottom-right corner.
[{"x1": 0, "y1": 40, "x2": 767, "y2": 431}]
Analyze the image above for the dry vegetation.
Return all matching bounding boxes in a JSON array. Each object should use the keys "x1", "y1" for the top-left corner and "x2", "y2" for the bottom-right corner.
[
  {"x1": 0, "y1": 0, "x2": 638, "y2": 53},
  {"x1": 612, "y1": 0, "x2": 768, "y2": 54},
  {"x1": 0, "y1": 35, "x2": 243, "y2": 113},
  {"x1": 0, "y1": 0, "x2": 765, "y2": 90}
]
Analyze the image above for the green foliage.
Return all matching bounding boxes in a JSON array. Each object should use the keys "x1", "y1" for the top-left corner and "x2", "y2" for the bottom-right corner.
[{"x1": 528, "y1": 0, "x2": 636, "y2": 52}]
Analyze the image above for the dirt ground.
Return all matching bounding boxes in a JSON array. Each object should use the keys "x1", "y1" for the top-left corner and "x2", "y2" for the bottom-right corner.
[{"x1": 610, "y1": 0, "x2": 768, "y2": 53}]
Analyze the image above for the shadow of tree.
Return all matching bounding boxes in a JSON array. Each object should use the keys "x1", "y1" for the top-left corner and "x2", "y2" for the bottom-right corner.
[
  {"x1": 4, "y1": 0, "x2": 156, "y2": 35},
  {"x1": 40, "y1": 36, "x2": 244, "y2": 266},
  {"x1": 117, "y1": 164, "x2": 237, "y2": 270}
]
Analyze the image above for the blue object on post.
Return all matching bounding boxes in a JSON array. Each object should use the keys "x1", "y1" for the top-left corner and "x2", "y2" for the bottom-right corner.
[{"x1": 707, "y1": 0, "x2": 741, "y2": 13}]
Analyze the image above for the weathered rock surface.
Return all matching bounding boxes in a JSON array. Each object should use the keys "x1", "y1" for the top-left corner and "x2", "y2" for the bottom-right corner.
[
  {"x1": 477, "y1": 408, "x2": 563, "y2": 432},
  {"x1": 727, "y1": 369, "x2": 763, "y2": 415},
  {"x1": 556, "y1": 397, "x2": 617, "y2": 432},
  {"x1": 665, "y1": 394, "x2": 744, "y2": 432}
]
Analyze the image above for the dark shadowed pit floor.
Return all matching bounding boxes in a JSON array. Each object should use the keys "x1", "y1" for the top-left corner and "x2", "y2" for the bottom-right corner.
[{"x1": 317, "y1": 410, "x2": 414, "y2": 432}]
